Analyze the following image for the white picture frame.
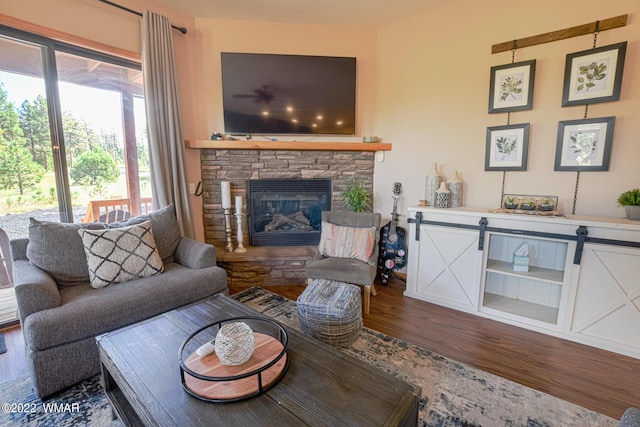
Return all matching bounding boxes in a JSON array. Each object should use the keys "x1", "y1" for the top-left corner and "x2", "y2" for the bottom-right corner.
[{"x1": 485, "y1": 123, "x2": 530, "y2": 171}]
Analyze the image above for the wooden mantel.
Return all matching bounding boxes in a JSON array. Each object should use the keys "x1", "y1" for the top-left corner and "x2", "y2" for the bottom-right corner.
[{"x1": 185, "y1": 140, "x2": 392, "y2": 152}]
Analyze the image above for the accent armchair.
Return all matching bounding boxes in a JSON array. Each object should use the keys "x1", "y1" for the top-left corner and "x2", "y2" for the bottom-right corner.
[{"x1": 306, "y1": 210, "x2": 381, "y2": 314}]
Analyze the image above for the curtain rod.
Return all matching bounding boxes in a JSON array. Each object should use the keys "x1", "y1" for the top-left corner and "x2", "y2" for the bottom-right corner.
[{"x1": 98, "y1": 0, "x2": 187, "y2": 34}]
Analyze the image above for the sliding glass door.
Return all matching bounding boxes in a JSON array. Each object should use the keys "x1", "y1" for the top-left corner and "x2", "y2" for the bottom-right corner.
[
  {"x1": 0, "y1": 26, "x2": 150, "y2": 325},
  {"x1": 0, "y1": 26, "x2": 150, "y2": 239}
]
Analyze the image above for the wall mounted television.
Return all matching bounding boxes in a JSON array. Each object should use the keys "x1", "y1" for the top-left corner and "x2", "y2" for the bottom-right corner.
[{"x1": 221, "y1": 52, "x2": 356, "y2": 135}]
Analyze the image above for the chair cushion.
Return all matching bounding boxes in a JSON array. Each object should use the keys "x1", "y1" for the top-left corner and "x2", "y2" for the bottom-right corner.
[
  {"x1": 306, "y1": 256, "x2": 377, "y2": 286},
  {"x1": 22, "y1": 262, "x2": 228, "y2": 351},
  {"x1": 318, "y1": 221, "x2": 376, "y2": 262},
  {"x1": 78, "y1": 221, "x2": 164, "y2": 288},
  {"x1": 27, "y1": 219, "x2": 108, "y2": 287}
]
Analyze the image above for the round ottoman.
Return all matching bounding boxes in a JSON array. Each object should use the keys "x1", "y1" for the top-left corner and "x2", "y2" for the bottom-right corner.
[{"x1": 296, "y1": 279, "x2": 362, "y2": 347}]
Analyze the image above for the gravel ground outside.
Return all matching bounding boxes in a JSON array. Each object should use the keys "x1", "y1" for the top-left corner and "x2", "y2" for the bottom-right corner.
[{"x1": 0, "y1": 208, "x2": 86, "y2": 240}]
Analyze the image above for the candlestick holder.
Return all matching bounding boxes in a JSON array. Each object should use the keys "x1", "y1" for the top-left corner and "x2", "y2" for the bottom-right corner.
[
  {"x1": 223, "y1": 208, "x2": 234, "y2": 252},
  {"x1": 234, "y1": 212, "x2": 247, "y2": 253}
]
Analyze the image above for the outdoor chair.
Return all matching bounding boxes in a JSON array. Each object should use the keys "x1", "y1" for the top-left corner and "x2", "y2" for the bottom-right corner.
[{"x1": 0, "y1": 227, "x2": 12, "y2": 288}]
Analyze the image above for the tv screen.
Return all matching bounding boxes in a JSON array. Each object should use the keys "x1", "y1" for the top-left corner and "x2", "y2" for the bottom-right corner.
[{"x1": 221, "y1": 53, "x2": 356, "y2": 135}]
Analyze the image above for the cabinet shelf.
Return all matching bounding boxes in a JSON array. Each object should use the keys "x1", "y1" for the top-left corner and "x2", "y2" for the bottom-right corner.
[
  {"x1": 486, "y1": 260, "x2": 565, "y2": 285},
  {"x1": 482, "y1": 293, "x2": 559, "y2": 324}
]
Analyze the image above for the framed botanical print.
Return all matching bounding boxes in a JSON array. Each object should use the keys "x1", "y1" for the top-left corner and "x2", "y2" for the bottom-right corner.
[
  {"x1": 561, "y1": 42, "x2": 626, "y2": 106},
  {"x1": 485, "y1": 123, "x2": 530, "y2": 171},
  {"x1": 488, "y1": 60, "x2": 536, "y2": 113},
  {"x1": 554, "y1": 117, "x2": 615, "y2": 171}
]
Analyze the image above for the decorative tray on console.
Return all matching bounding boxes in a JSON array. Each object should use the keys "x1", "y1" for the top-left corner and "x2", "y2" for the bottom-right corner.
[
  {"x1": 178, "y1": 316, "x2": 289, "y2": 403},
  {"x1": 489, "y1": 194, "x2": 565, "y2": 217}
]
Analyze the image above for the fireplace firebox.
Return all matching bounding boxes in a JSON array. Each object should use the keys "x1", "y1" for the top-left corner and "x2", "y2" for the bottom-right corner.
[{"x1": 248, "y1": 179, "x2": 331, "y2": 246}]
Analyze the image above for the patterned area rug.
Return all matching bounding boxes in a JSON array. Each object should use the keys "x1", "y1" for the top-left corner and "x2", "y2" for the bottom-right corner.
[{"x1": 0, "y1": 287, "x2": 617, "y2": 426}]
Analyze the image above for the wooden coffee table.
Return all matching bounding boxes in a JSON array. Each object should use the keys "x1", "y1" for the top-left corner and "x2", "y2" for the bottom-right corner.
[{"x1": 97, "y1": 293, "x2": 420, "y2": 426}]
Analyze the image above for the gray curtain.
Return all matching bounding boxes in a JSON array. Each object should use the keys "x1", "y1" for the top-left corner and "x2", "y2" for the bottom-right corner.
[{"x1": 141, "y1": 10, "x2": 194, "y2": 238}]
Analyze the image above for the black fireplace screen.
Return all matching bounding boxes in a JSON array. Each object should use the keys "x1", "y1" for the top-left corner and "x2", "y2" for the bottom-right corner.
[{"x1": 248, "y1": 179, "x2": 331, "y2": 246}]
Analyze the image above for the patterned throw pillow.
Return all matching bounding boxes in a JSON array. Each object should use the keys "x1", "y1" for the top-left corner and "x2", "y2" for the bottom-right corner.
[
  {"x1": 318, "y1": 221, "x2": 376, "y2": 263},
  {"x1": 77, "y1": 221, "x2": 164, "y2": 288}
]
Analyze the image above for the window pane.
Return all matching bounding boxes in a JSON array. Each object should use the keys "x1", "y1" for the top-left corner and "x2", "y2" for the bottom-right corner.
[
  {"x1": 54, "y1": 50, "x2": 147, "y2": 222},
  {"x1": 0, "y1": 35, "x2": 58, "y2": 240}
]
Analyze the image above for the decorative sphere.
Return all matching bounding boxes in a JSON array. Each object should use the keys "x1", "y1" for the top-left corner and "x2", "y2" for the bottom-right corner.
[{"x1": 215, "y1": 322, "x2": 255, "y2": 366}]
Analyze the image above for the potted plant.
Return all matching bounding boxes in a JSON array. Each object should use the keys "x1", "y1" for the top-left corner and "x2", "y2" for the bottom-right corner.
[
  {"x1": 520, "y1": 199, "x2": 536, "y2": 210},
  {"x1": 341, "y1": 177, "x2": 371, "y2": 212},
  {"x1": 503, "y1": 197, "x2": 518, "y2": 209},
  {"x1": 617, "y1": 188, "x2": 640, "y2": 220},
  {"x1": 539, "y1": 198, "x2": 555, "y2": 212}
]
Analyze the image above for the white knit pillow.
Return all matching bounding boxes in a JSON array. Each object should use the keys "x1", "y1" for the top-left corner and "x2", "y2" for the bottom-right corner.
[{"x1": 78, "y1": 221, "x2": 164, "y2": 288}]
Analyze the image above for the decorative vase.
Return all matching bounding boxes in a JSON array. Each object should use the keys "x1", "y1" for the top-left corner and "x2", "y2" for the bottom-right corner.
[
  {"x1": 424, "y1": 163, "x2": 441, "y2": 207},
  {"x1": 447, "y1": 171, "x2": 463, "y2": 208},
  {"x1": 435, "y1": 182, "x2": 451, "y2": 208},
  {"x1": 215, "y1": 322, "x2": 255, "y2": 366},
  {"x1": 625, "y1": 206, "x2": 640, "y2": 221}
]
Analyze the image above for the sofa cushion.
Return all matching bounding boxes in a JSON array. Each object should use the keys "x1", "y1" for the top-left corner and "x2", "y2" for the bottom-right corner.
[
  {"x1": 78, "y1": 221, "x2": 164, "y2": 288},
  {"x1": 22, "y1": 262, "x2": 228, "y2": 351},
  {"x1": 27, "y1": 219, "x2": 107, "y2": 287},
  {"x1": 111, "y1": 204, "x2": 181, "y2": 263},
  {"x1": 318, "y1": 221, "x2": 376, "y2": 262}
]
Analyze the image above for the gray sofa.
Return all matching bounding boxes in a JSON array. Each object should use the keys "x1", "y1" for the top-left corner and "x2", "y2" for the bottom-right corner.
[{"x1": 11, "y1": 205, "x2": 228, "y2": 397}]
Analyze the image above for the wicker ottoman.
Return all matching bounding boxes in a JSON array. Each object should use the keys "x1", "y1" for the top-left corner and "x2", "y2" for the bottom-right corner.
[{"x1": 296, "y1": 279, "x2": 363, "y2": 347}]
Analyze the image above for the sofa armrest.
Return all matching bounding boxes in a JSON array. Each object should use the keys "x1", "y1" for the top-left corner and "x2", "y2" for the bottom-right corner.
[
  {"x1": 10, "y1": 238, "x2": 29, "y2": 261},
  {"x1": 13, "y1": 259, "x2": 61, "y2": 323},
  {"x1": 174, "y1": 237, "x2": 216, "y2": 269}
]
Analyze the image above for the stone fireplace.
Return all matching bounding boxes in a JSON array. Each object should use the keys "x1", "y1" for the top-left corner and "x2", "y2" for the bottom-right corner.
[
  {"x1": 198, "y1": 143, "x2": 383, "y2": 287},
  {"x1": 201, "y1": 149, "x2": 374, "y2": 248}
]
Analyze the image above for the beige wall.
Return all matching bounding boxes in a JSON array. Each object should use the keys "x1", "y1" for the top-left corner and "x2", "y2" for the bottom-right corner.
[
  {"x1": 374, "y1": 0, "x2": 640, "y2": 223},
  {"x1": 3, "y1": 0, "x2": 638, "y2": 240}
]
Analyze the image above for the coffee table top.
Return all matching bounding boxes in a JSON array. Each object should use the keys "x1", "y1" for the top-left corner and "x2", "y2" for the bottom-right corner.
[{"x1": 97, "y1": 293, "x2": 420, "y2": 426}]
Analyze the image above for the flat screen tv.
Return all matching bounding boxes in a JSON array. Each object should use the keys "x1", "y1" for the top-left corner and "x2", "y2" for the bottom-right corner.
[{"x1": 221, "y1": 53, "x2": 356, "y2": 135}]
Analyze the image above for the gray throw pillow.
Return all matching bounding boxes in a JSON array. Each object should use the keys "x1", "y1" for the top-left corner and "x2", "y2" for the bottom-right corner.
[
  {"x1": 78, "y1": 221, "x2": 164, "y2": 289},
  {"x1": 110, "y1": 204, "x2": 181, "y2": 263},
  {"x1": 27, "y1": 218, "x2": 107, "y2": 287}
]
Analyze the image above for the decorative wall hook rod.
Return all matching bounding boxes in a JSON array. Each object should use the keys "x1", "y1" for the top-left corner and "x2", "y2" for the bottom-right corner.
[{"x1": 491, "y1": 14, "x2": 627, "y2": 54}]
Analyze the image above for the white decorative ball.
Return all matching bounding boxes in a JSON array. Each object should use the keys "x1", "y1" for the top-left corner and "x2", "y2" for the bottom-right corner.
[{"x1": 215, "y1": 322, "x2": 255, "y2": 366}]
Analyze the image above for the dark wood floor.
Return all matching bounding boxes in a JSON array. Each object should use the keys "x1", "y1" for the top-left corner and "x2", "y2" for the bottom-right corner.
[{"x1": 1, "y1": 277, "x2": 638, "y2": 420}]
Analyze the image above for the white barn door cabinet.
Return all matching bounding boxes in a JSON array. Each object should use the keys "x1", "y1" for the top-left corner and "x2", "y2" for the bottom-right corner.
[{"x1": 405, "y1": 207, "x2": 640, "y2": 359}]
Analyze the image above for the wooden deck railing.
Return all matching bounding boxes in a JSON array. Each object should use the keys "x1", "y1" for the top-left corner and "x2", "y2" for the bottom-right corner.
[{"x1": 81, "y1": 197, "x2": 154, "y2": 224}]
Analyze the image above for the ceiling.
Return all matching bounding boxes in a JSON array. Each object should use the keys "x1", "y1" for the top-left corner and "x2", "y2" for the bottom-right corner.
[{"x1": 153, "y1": 0, "x2": 459, "y2": 27}]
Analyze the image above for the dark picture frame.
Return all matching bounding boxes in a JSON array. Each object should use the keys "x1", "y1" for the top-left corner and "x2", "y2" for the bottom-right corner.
[
  {"x1": 561, "y1": 42, "x2": 627, "y2": 107},
  {"x1": 554, "y1": 117, "x2": 615, "y2": 171},
  {"x1": 488, "y1": 60, "x2": 536, "y2": 113},
  {"x1": 485, "y1": 123, "x2": 530, "y2": 171}
]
